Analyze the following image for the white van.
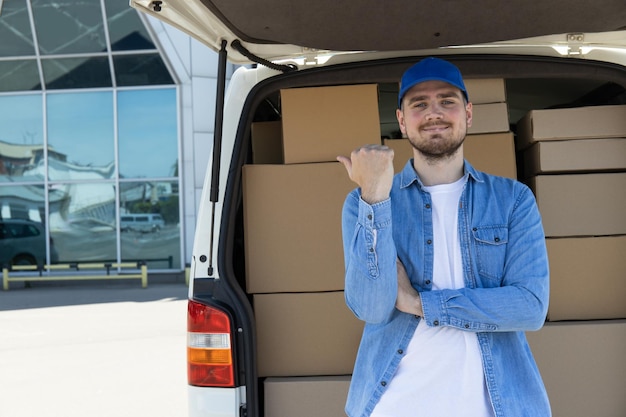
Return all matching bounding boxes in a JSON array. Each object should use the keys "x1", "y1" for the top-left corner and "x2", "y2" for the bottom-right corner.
[
  {"x1": 120, "y1": 213, "x2": 165, "y2": 233},
  {"x1": 131, "y1": 2, "x2": 626, "y2": 416}
]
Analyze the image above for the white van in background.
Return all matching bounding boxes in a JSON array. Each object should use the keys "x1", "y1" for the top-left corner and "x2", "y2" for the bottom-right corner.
[
  {"x1": 120, "y1": 213, "x2": 165, "y2": 233},
  {"x1": 131, "y1": 1, "x2": 626, "y2": 416}
]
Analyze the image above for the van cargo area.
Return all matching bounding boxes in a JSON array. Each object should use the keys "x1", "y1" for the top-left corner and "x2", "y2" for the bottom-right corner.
[{"x1": 194, "y1": 56, "x2": 625, "y2": 417}]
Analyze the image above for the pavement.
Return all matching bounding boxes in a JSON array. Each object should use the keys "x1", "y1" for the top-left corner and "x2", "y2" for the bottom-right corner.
[{"x1": 0, "y1": 282, "x2": 190, "y2": 417}]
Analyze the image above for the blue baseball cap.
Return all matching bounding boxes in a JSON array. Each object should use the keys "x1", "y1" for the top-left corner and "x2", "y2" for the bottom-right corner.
[{"x1": 398, "y1": 57, "x2": 469, "y2": 108}]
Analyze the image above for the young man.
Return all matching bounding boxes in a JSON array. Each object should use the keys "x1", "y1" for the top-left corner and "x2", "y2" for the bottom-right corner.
[{"x1": 337, "y1": 57, "x2": 551, "y2": 417}]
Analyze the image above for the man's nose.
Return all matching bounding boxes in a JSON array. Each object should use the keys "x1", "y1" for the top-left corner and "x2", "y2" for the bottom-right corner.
[{"x1": 424, "y1": 104, "x2": 444, "y2": 120}]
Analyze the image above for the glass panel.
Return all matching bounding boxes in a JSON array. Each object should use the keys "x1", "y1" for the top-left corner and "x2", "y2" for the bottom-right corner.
[
  {"x1": 120, "y1": 180, "x2": 180, "y2": 269},
  {"x1": 113, "y1": 54, "x2": 174, "y2": 86},
  {"x1": 0, "y1": 60, "x2": 41, "y2": 92},
  {"x1": 0, "y1": 94, "x2": 44, "y2": 182},
  {"x1": 49, "y1": 182, "x2": 117, "y2": 263},
  {"x1": 105, "y1": 1, "x2": 155, "y2": 51},
  {"x1": 42, "y1": 57, "x2": 112, "y2": 89},
  {"x1": 32, "y1": 0, "x2": 107, "y2": 55},
  {"x1": 118, "y1": 89, "x2": 178, "y2": 178},
  {"x1": 46, "y1": 92, "x2": 115, "y2": 180},
  {"x1": 0, "y1": 0, "x2": 36, "y2": 56},
  {"x1": 0, "y1": 184, "x2": 52, "y2": 266}
]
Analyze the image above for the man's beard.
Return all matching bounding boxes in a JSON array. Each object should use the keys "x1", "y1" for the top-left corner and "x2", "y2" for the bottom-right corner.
[{"x1": 407, "y1": 123, "x2": 466, "y2": 164}]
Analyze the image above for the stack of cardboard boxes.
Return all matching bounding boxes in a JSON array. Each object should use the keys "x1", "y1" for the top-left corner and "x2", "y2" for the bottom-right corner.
[
  {"x1": 245, "y1": 83, "x2": 626, "y2": 416},
  {"x1": 383, "y1": 78, "x2": 517, "y2": 178},
  {"x1": 517, "y1": 104, "x2": 626, "y2": 417},
  {"x1": 245, "y1": 84, "x2": 380, "y2": 416}
]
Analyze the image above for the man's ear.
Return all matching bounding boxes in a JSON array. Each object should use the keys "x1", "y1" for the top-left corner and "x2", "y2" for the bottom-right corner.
[
  {"x1": 465, "y1": 102, "x2": 473, "y2": 128},
  {"x1": 396, "y1": 108, "x2": 407, "y2": 135}
]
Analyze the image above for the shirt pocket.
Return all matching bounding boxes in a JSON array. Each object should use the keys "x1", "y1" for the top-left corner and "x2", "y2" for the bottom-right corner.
[{"x1": 472, "y1": 225, "x2": 508, "y2": 281}]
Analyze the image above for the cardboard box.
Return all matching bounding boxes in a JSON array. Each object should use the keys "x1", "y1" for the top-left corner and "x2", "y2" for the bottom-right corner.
[
  {"x1": 546, "y1": 236, "x2": 626, "y2": 321},
  {"x1": 280, "y1": 84, "x2": 381, "y2": 163},
  {"x1": 522, "y1": 138, "x2": 626, "y2": 177},
  {"x1": 529, "y1": 173, "x2": 626, "y2": 237},
  {"x1": 516, "y1": 104, "x2": 626, "y2": 150},
  {"x1": 384, "y1": 132, "x2": 517, "y2": 179},
  {"x1": 465, "y1": 78, "x2": 507, "y2": 104},
  {"x1": 254, "y1": 292, "x2": 363, "y2": 377},
  {"x1": 242, "y1": 163, "x2": 355, "y2": 293},
  {"x1": 526, "y1": 320, "x2": 626, "y2": 417},
  {"x1": 250, "y1": 121, "x2": 283, "y2": 164},
  {"x1": 467, "y1": 102, "x2": 509, "y2": 134},
  {"x1": 264, "y1": 376, "x2": 351, "y2": 417}
]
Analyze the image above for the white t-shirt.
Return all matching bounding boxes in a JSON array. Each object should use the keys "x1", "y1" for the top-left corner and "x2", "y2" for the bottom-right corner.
[{"x1": 371, "y1": 176, "x2": 495, "y2": 417}]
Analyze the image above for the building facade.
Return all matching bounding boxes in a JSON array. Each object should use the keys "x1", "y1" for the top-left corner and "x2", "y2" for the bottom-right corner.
[{"x1": 0, "y1": 0, "x2": 231, "y2": 273}]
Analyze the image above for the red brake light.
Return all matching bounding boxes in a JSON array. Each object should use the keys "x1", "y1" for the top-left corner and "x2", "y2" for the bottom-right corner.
[{"x1": 187, "y1": 300, "x2": 235, "y2": 387}]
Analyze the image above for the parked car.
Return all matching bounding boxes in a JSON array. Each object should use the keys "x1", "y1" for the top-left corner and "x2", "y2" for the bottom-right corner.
[
  {"x1": 131, "y1": 1, "x2": 626, "y2": 417},
  {"x1": 0, "y1": 219, "x2": 59, "y2": 267}
]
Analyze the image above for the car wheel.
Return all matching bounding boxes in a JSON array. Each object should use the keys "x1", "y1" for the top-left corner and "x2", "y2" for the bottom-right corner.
[{"x1": 12, "y1": 254, "x2": 37, "y2": 266}]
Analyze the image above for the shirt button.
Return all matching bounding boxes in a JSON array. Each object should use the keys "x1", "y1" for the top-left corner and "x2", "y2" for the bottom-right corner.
[
  {"x1": 397, "y1": 349, "x2": 403, "y2": 354},
  {"x1": 425, "y1": 280, "x2": 431, "y2": 285},
  {"x1": 465, "y1": 324, "x2": 470, "y2": 329},
  {"x1": 433, "y1": 320, "x2": 439, "y2": 326},
  {"x1": 425, "y1": 204, "x2": 431, "y2": 209},
  {"x1": 367, "y1": 214, "x2": 372, "y2": 220},
  {"x1": 381, "y1": 381, "x2": 387, "y2": 387},
  {"x1": 494, "y1": 237, "x2": 500, "y2": 242},
  {"x1": 427, "y1": 239, "x2": 432, "y2": 244}
]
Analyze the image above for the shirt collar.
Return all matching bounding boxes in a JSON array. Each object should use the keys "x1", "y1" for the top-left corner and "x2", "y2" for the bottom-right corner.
[{"x1": 399, "y1": 158, "x2": 484, "y2": 190}]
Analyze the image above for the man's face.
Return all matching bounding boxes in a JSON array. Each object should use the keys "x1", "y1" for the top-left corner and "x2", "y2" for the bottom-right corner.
[{"x1": 396, "y1": 80, "x2": 473, "y2": 162}]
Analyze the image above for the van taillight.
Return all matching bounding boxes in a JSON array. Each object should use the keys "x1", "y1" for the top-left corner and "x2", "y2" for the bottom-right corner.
[{"x1": 187, "y1": 300, "x2": 235, "y2": 387}]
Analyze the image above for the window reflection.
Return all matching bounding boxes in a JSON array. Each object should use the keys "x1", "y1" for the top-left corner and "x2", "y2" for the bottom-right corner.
[
  {"x1": 113, "y1": 54, "x2": 174, "y2": 86},
  {"x1": 120, "y1": 180, "x2": 180, "y2": 269},
  {"x1": 0, "y1": 60, "x2": 41, "y2": 92},
  {"x1": 0, "y1": 0, "x2": 36, "y2": 57},
  {"x1": 32, "y1": 0, "x2": 107, "y2": 55},
  {"x1": 105, "y1": 2, "x2": 155, "y2": 51},
  {"x1": 118, "y1": 89, "x2": 177, "y2": 178},
  {"x1": 49, "y1": 182, "x2": 117, "y2": 262},
  {"x1": 0, "y1": 94, "x2": 44, "y2": 181},
  {"x1": 47, "y1": 92, "x2": 115, "y2": 180},
  {"x1": 42, "y1": 57, "x2": 112, "y2": 89}
]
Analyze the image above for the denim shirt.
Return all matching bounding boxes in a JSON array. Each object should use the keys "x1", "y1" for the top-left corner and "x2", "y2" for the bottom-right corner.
[{"x1": 341, "y1": 160, "x2": 551, "y2": 417}]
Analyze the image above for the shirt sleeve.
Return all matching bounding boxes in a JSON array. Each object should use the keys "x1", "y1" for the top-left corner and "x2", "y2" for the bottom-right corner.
[
  {"x1": 341, "y1": 189, "x2": 399, "y2": 324},
  {"x1": 419, "y1": 185, "x2": 550, "y2": 332}
]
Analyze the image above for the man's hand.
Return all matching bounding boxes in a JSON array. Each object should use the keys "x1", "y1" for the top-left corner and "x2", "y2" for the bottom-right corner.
[
  {"x1": 337, "y1": 144, "x2": 395, "y2": 204},
  {"x1": 395, "y1": 259, "x2": 424, "y2": 317}
]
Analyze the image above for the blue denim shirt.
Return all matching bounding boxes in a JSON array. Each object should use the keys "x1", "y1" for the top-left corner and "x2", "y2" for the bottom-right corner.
[{"x1": 341, "y1": 160, "x2": 551, "y2": 417}]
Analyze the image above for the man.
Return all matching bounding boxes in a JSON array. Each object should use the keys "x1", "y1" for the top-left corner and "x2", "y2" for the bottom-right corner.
[{"x1": 337, "y1": 57, "x2": 550, "y2": 417}]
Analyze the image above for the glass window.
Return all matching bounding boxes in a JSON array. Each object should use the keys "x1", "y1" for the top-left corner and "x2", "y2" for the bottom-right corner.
[
  {"x1": 32, "y1": 0, "x2": 107, "y2": 55},
  {"x1": 105, "y1": 1, "x2": 156, "y2": 51},
  {"x1": 49, "y1": 182, "x2": 117, "y2": 263},
  {"x1": 0, "y1": 94, "x2": 44, "y2": 181},
  {"x1": 119, "y1": 180, "x2": 179, "y2": 269},
  {"x1": 113, "y1": 54, "x2": 174, "y2": 86},
  {"x1": 46, "y1": 92, "x2": 115, "y2": 180},
  {"x1": 42, "y1": 57, "x2": 112, "y2": 89},
  {"x1": 0, "y1": 0, "x2": 36, "y2": 57},
  {"x1": 117, "y1": 89, "x2": 178, "y2": 178},
  {"x1": 0, "y1": 60, "x2": 41, "y2": 92}
]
